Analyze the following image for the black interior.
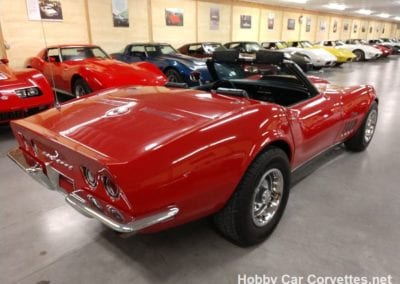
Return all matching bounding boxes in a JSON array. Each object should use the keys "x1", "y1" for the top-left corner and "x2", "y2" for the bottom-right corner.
[{"x1": 196, "y1": 78, "x2": 310, "y2": 106}]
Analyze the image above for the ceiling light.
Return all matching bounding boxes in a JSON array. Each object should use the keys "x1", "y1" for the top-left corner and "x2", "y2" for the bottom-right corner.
[
  {"x1": 281, "y1": 0, "x2": 309, "y2": 4},
  {"x1": 394, "y1": 16, "x2": 400, "y2": 21},
  {"x1": 377, "y1": 13, "x2": 390, "y2": 18},
  {"x1": 324, "y1": 3, "x2": 347, "y2": 10},
  {"x1": 356, "y1": 9, "x2": 373, "y2": 15}
]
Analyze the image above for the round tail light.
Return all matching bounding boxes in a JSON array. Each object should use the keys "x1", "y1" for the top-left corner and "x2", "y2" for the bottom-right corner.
[
  {"x1": 102, "y1": 176, "x2": 119, "y2": 198},
  {"x1": 82, "y1": 167, "x2": 97, "y2": 188}
]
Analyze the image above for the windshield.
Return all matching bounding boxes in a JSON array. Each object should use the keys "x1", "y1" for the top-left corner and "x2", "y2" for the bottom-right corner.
[
  {"x1": 335, "y1": 41, "x2": 345, "y2": 46},
  {"x1": 213, "y1": 62, "x2": 299, "y2": 82},
  {"x1": 277, "y1": 42, "x2": 288, "y2": 49},
  {"x1": 145, "y1": 45, "x2": 177, "y2": 55},
  {"x1": 203, "y1": 43, "x2": 224, "y2": 53},
  {"x1": 60, "y1": 47, "x2": 109, "y2": 61},
  {"x1": 301, "y1": 41, "x2": 313, "y2": 48},
  {"x1": 245, "y1": 43, "x2": 261, "y2": 52}
]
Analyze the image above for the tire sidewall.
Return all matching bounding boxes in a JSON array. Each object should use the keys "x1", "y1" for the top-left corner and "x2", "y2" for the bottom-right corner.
[{"x1": 236, "y1": 150, "x2": 291, "y2": 244}]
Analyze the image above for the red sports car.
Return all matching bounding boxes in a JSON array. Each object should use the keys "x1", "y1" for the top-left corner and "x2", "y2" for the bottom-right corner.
[
  {"x1": 8, "y1": 51, "x2": 378, "y2": 246},
  {"x1": 0, "y1": 58, "x2": 54, "y2": 123},
  {"x1": 27, "y1": 44, "x2": 167, "y2": 97}
]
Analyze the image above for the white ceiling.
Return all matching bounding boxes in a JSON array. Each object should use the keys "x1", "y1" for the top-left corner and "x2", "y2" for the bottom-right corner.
[{"x1": 243, "y1": 0, "x2": 400, "y2": 21}]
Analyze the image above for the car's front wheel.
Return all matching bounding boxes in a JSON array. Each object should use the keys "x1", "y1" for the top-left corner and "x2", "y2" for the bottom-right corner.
[
  {"x1": 165, "y1": 69, "x2": 184, "y2": 83},
  {"x1": 73, "y1": 78, "x2": 92, "y2": 98},
  {"x1": 213, "y1": 147, "x2": 291, "y2": 247},
  {"x1": 345, "y1": 102, "x2": 378, "y2": 151}
]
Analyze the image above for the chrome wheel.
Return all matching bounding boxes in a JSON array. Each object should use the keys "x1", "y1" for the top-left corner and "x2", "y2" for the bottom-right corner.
[
  {"x1": 74, "y1": 84, "x2": 87, "y2": 98},
  {"x1": 364, "y1": 108, "x2": 377, "y2": 143},
  {"x1": 252, "y1": 168, "x2": 284, "y2": 227}
]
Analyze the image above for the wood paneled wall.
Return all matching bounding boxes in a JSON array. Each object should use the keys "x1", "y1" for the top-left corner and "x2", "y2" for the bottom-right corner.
[{"x1": 0, "y1": 0, "x2": 399, "y2": 68}]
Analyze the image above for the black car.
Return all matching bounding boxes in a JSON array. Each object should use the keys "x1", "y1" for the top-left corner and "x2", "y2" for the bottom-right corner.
[{"x1": 224, "y1": 41, "x2": 312, "y2": 72}]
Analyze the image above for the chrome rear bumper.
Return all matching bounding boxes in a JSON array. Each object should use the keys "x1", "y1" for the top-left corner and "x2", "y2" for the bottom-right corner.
[{"x1": 8, "y1": 147, "x2": 179, "y2": 233}]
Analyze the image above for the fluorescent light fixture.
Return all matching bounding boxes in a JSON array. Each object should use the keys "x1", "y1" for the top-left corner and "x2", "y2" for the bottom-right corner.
[
  {"x1": 394, "y1": 16, "x2": 400, "y2": 21},
  {"x1": 356, "y1": 9, "x2": 373, "y2": 15},
  {"x1": 281, "y1": 0, "x2": 309, "y2": 4},
  {"x1": 377, "y1": 13, "x2": 390, "y2": 18},
  {"x1": 324, "y1": 3, "x2": 347, "y2": 10}
]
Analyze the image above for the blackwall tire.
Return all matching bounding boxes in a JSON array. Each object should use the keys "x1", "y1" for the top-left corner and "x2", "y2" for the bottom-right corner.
[
  {"x1": 353, "y1": 50, "x2": 365, "y2": 62},
  {"x1": 213, "y1": 147, "x2": 291, "y2": 247},
  {"x1": 73, "y1": 78, "x2": 92, "y2": 98},
  {"x1": 345, "y1": 102, "x2": 378, "y2": 152},
  {"x1": 165, "y1": 69, "x2": 184, "y2": 83}
]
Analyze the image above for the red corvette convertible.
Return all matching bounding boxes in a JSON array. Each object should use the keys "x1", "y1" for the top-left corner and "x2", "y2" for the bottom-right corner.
[
  {"x1": 0, "y1": 58, "x2": 54, "y2": 123},
  {"x1": 8, "y1": 51, "x2": 378, "y2": 246},
  {"x1": 27, "y1": 44, "x2": 167, "y2": 97}
]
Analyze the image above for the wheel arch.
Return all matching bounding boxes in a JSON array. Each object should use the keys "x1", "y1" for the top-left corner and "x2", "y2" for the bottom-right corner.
[{"x1": 70, "y1": 74, "x2": 84, "y2": 92}]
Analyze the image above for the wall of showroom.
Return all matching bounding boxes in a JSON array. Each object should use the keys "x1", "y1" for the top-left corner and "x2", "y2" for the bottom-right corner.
[{"x1": 0, "y1": 0, "x2": 399, "y2": 69}]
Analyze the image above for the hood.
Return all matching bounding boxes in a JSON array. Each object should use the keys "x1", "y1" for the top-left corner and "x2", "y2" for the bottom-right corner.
[
  {"x1": 25, "y1": 86, "x2": 252, "y2": 161},
  {"x1": 0, "y1": 65, "x2": 35, "y2": 90},
  {"x1": 158, "y1": 53, "x2": 207, "y2": 69},
  {"x1": 344, "y1": 44, "x2": 381, "y2": 54},
  {"x1": 308, "y1": 48, "x2": 337, "y2": 60},
  {"x1": 323, "y1": 47, "x2": 355, "y2": 58},
  {"x1": 68, "y1": 58, "x2": 167, "y2": 86}
]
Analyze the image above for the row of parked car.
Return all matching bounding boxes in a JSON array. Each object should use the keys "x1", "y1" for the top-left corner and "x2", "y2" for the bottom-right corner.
[{"x1": 0, "y1": 37, "x2": 398, "y2": 124}]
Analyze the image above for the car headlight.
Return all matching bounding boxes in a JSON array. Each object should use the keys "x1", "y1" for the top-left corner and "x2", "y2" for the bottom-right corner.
[{"x1": 15, "y1": 87, "x2": 41, "y2": 98}]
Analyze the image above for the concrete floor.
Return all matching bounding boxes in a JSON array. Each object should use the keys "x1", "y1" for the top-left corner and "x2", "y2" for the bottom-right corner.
[{"x1": 1, "y1": 58, "x2": 399, "y2": 284}]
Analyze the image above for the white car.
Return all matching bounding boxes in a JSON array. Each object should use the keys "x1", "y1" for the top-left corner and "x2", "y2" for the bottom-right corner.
[
  {"x1": 316, "y1": 40, "x2": 382, "y2": 62},
  {"x1": 40, "y1": 5, "x2": 58, "y2": 17},
  {"x1": 281, "y1": 41, "x2": 337, "y2": 70}
]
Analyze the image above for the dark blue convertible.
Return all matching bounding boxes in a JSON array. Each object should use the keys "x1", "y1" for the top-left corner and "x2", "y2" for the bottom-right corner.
[{"x1": 111, "y1": 43, "x2": 212, "y2": 86}]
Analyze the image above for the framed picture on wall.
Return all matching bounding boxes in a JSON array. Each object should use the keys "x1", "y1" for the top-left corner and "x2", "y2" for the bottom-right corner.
[
  {"x1": 333, "y1": 20, "x2": 337, "y2": 33},
  {"x1": 343, "y1": 22, "x2": 349, "y2": 31},
  {"x1": 210, "y1": 7, "x2": 220, "y2": 30},
  {"x1": 287, "y1": 18, "x2": 295, "y2": 30},
  {"x1": 319, "y1": 20, "x2": 326, "y2": 32},
  {"x1": 353, "y1": 24, "x2": 358, "y2": 33},
  {"x1": 165, "y1": 8, "x2": 184, "y2": 26},
  {"x1": 305, "y1": 17, "x2": 311, "y2": 32},
  {"x1": 240, "y1": 15, "x2": 252, "y2": 29},
  {"x1": 112, "y1": 0, "x2": 129, "y2": 27},
  {"x1": 26, "y1": 0, "x2": 63, "y2": 21},
  {"x1": 268, "y1": 13, "x2": 275, "y2": 30},
  {"x1": 361, "y1": 24, "x2": 366, "y2": 33}
]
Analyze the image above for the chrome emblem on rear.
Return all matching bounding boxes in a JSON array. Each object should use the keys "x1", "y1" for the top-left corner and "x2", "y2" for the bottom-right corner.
[{"x1": 42, "y1": 150, "x2": 73, "y2": 170}]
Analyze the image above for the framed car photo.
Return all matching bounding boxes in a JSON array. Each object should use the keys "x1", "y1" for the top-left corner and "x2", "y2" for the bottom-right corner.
[{"x1": 165, "y1": 8, "x2": 184, "y2": 26}]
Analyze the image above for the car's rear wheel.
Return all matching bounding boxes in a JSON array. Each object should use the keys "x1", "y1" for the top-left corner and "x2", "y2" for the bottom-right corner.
[
  {"x1": 345, "y1": 102, "x2": 378, "y2": 151},
  {"x1": 213, "y1": 147, "x2": 290, "y2": 247},
  {"x1": 73, "y1": 78, "x2": 92, "y2": 98},
  {"x1": 353, "y1": 50, "x2": 365, "y2": 62},
  {"x1": 165, "y1": 69, "x2": 184, "y2": 83}
]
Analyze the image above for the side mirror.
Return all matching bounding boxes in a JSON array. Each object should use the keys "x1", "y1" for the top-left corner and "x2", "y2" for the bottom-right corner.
[{"x1": 0, "y1": 58, "x2": 9, "y2": 64}]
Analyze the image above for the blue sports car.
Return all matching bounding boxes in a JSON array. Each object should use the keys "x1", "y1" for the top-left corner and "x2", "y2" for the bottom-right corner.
[{"x1": 111, "y1": 43, "x2": 212, "y2": 86}]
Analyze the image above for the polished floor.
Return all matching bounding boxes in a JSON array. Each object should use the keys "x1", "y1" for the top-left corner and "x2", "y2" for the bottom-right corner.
[{"x1": 1, "y1": 58, "x2": 399, "y2": 284}]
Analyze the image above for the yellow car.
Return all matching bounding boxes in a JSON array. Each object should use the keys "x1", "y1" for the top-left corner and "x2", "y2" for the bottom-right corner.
[
  {"x1": 289, "y1": 41, "x2": 355, "y2": 66},
  {"x1": 313, "y1": 43, "x2": 356, "y2": 65}
]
